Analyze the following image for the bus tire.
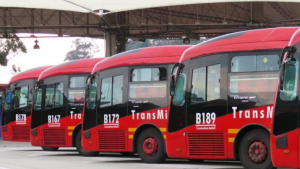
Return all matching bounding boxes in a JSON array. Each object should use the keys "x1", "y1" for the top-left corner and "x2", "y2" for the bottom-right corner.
[
  {"x1": 137, "y1": 128, "x2": 167, "y2": 163},
  {"x1": 120, "y1": 152, "x2": 135, "y2": 156},
  {"x1": 239, "y1": 129, "x2": 275, "y2": 169},
  {"x1": 75, "y1": 131, "x2": 98, "y2": 156},
  {"x1": 41, "y1": 147, "x2": 59, "y2": 151}
]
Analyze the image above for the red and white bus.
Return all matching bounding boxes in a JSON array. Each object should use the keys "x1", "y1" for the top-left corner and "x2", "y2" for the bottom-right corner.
[
  {"x1": 270, "y1": 28, "x2": 300, "y2": 169},
  {"x1": 30, "y1": 58, "x2": 103, "y2": 155},
  {"x1": 1, "y1": 66, "x2": 52, "y2": 142},
  {"x1": 82, "y1": 45, "x2": 191, "y2": 162},
  {"x1": 167, "y1": 27, "x2": 300, "y2": 169},
  {"x1": 0, "y1": 84, "x2": 6, "y2": 93},
  {"x1": 0, "y1": 84, "x2": 7, "y2": 139}
]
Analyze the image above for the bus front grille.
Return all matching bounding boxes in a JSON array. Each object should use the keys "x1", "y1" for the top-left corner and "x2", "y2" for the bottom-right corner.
[
  {"x1": 43, "y1": 129, "x2": 66, "y2": 146},
  {"x1": 12, "y1": 126, "x2": 30, "y2": 141},
  {"x1": 98, "y1": 130, "x2": 126, "y2": 151},
  {"x1": 188, "y1": 132, "x2": 225, "y2": 157}
]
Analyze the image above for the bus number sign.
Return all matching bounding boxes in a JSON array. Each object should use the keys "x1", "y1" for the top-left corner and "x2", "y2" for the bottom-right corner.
[
  {"x1": 104, "y1": 114, "x2": 119, "y2": 128},
  {"x1": 16, "y1": 114, "x2": 26, "y2": 124},
  {"x1": 196, "y1": 112, "x2": 216, "y2": 130},
  {"x1": 48, "y1": 115, "x2": 61, "y2": 127}
]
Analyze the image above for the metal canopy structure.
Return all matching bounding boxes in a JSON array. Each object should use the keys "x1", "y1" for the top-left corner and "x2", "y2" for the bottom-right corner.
[
  {"x1": 1, "y1": 1, "x2": 300, "y2": 56},
  {"x1": 0, "y1": 8, "x2": 104, "y2": 37},
  {"x1": 2, "y1": 2, "x2": 300, "y2": 38},
  {"x1": 2, "y1": 0, "x2": 300, "y2": 13}
]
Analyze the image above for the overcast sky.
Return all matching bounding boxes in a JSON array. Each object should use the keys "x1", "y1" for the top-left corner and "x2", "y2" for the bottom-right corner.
[{"x1": 0, "y1": 33, "x2": 105, "y2": 84}]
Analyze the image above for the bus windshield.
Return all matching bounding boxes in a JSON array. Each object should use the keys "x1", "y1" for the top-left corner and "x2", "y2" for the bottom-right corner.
[
  {"x1": 86, "y1": 78, "x2": 97, "y2": 110},
  {"x1": 273, "y1": 55, "x2": 299, "y2": 136}
]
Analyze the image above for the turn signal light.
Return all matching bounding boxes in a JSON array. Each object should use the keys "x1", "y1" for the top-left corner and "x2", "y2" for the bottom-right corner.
[
  {"x1": 88, "y1": 141, "x2": 93, "y2": 145},
  {"x1": 35, "y1": 138, "x2": 39, "y2": 140},
  {"x1": 176, "y1": 149, "x2": 181, "y2": 152},
  {"x1": 283, "y1": 149, "x2": 290, "y2": 154}
]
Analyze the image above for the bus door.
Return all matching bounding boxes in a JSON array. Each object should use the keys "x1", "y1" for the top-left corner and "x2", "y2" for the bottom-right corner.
[
  {"x1": 168, "y1": 54, "x2": 228, "y2": 159},
  {"x1": 67, "y1": 75, "x2": 87, "y2": 124},
  {"x1": 97, "y1": 67, "x2": 128, "y2": 151},
  {"x1": 42, "y1": 75, "x2": 68, "y2": 145},
  {"x1": 271, "y1": 31, "x2": 300, "y2": 168},
  {"x1": 2, "y1": 87, "x2": 12, "y2": 130},
  {"x1": 11, "y1": 80, "x2": 33, "y2": 127},
  {"x1": 185, "y1": 54, "x2": 228, "y2": 159},
  {"x1": 127, "y1": 65, "x2": 169, "y2": 151},
  {"x1": 9, "y1": 79, "x2": 32, "y2": 139}
]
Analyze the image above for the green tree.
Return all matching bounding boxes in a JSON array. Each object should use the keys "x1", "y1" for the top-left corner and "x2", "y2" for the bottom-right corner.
[
  {"x1": 11, "y1": 64, "x2": 21, "y2": 75},
  {"x1": 64, "y1": 38, "x2": 100, "y2": 61},
  {"x1": 125, "y1": 38, "x2": 205, "y2": 51},
  {"x1": 0, "y1": 36, "x2": 27, "y2": 66}
]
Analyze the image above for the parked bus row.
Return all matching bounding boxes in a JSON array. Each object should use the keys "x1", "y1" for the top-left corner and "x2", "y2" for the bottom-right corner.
[{"x1": 3, "y1": 27, "x2": 300, "y2": 169}]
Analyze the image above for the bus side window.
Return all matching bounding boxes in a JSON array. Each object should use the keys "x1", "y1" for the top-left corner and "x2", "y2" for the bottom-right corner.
[
  {"x1": 112, "y1": 75, "x2": 123, "y2": 105},
  {"x1": 100, "y1": 77, "x2": 112, "y2": 107},
  {"x1": 129, "y1": 67, "x2": 167, "y2": 99},
  {"x1": 229, "y1": 54, "x2": 279, "y2": 95},
  {"x1": 54, "y1": 82, "x2": 63, "y2": 108},
  {"x1": 172, "y1": 73, "x2": 186, "y2": 106},
  {"x1": 190, "y1": 64, "x2": 221, "y2": 105},
  {"x1": 45, "y1": 82, "x2": 63, "y2": 109},
  {"x1": 68, "y1": 76, "x2": 86, "y2": 103},
  {"x1": 13, "y1": 85, "x2": 29, "y2": 109},
  {"x1": 34, "y1": 88, "x2": 43, "y2": 110},
  {"x1": 100, "y1": 75, "x2": 123, "y2": 107}
]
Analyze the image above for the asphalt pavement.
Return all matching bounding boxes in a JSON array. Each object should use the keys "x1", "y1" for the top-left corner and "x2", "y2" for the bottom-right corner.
[{"x1": 0, "y1": 140, "x2": 244, "y2": 169}]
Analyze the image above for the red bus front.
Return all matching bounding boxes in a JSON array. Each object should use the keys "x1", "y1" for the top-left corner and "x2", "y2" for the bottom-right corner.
[
  {"x1": 82, "y1": 46, "x2": 191, "y2": 162},
  {"x1": 166, "y1": 27, "x2": 300, "y2": 169},
  {"x1": 30, "y1": 58, "x2": 102, "y2": 155},
  {"x1": 30, "y1": 74, "x2": 94, "y2": 153},
  {"x1": 1, "y1": 79, "x2": 36, "y2": 142},
  {"x1": 82, "y1": 66, "x2": 170, "y2": 161},
  {"x1": 1, "y1": 66, "x2": 51, "y2": 142},
  {"x1": 271, "y1": 29, "x2": 300, "y2": 169}
]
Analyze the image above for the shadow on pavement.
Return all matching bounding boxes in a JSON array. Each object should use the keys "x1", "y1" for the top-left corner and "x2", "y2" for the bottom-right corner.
[
  {"x1": 41, "y1": 153, "x2": 139, "y2": 158},
  {"x1": 15, "y1": 149, "x2": 77, "y2": 152}
]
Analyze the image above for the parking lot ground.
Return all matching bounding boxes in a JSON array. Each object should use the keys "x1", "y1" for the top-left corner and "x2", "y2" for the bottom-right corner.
[{"x1": 0, "y1": 140, "x2": 254, "y2": 169}]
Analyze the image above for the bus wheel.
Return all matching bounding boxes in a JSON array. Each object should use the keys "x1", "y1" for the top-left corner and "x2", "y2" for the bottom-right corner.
[
  {"x1": 120, "y1": 152, "x2": 135, "y2": 156},
  {"x1": 41, "y1": 147, "x2": 59, "y2": 151},
  {"x1": 137, "y1": 128, "x2": 167, "y2": 163},
  {"x1": 75, "y1": 131, "x2": 98, "y2": 156},
  {"x1": 239, "y1": 129, "x2": 275, "y2": 169}
]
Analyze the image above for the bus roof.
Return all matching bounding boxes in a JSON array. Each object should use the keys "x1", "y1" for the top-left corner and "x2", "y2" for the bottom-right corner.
[
  {"x1": 9, "y1": 66, "x2": 52, "y2": 84},
  {"x1": 38, "y1": 58, "x2": 104, "y2": 81},
  {"x1": 180, "y1": 27, "x2": 300, "y2": 62},
  {"x1": 92, "y1": 45, "x2": 192, "y2": 74}
]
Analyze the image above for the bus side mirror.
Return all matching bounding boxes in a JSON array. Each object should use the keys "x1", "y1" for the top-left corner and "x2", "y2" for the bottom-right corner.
[
  {"x1": 280, "y1": 46, "x2": 297, "y2": 64},
  {"x1": 86, "y1": 74, "x2": 95, "y2": 85},
  {"x1": 170, "y1": 74, "x2": 175, "y2": 96},
  {"x1": 6, "y1": 91, "x2": 12, "y2": 103}
]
